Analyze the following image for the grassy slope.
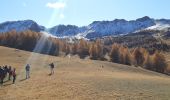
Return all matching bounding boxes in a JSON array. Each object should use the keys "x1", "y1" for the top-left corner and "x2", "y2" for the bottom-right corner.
[{"x1": 0, "y1": 46, "x2": 170, "y2": 100}]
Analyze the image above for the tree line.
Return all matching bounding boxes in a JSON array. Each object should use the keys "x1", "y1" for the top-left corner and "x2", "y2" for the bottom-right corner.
[{"x1": 0, "y1": 30, "x2": 168, "y2": 74}]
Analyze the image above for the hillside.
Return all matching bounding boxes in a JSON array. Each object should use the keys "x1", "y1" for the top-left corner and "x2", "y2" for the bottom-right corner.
[{"x1": 0, "y1": 46, "x2": 170, "y2": 100}]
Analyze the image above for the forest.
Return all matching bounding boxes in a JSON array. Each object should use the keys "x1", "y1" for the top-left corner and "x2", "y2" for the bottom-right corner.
[{"x1": 0, "y1": 30, "x2": 169, "y2": 74}]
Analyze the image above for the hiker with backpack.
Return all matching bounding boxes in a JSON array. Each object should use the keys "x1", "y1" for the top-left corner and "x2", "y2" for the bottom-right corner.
[
  {"x1": 49, "y1": 63, "x2": 54, "y2": 75},
  {"x1": 25, "y1": 64, "x2": 30, "y2": 79}
]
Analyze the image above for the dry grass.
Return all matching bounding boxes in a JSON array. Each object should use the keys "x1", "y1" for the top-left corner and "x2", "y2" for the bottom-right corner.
[{"x1": 0, "y1": 46, "x2": 170, "y2": 100}]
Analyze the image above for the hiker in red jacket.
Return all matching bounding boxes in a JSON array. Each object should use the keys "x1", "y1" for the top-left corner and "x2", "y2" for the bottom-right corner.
[
  {"x1": 12, "y1": 68, "x2": 16, "y2": 84},
  {"x1": 8, "y1": 66, "x2": 12, "y2": 80}
]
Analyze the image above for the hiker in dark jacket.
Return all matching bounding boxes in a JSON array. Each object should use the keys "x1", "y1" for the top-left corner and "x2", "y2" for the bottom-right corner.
[
  {"x1": 0, "y1": 66, "x2": 4, "y2": 85},
  {"x1": 3, "y1": 65, "x2": 8, "y2": 77},
  {"x1": 25, "y1": 64, "x2": 30, "y2": 79},
  {"x1": 49, "y1": 63, "x2": 54, "y2": 75},
  {"x1": 12, "y1": 68, "x2": 16, "y2": 84},
  {"x1": 1, "y1": 66, "x2": 8, "y2": 85}
]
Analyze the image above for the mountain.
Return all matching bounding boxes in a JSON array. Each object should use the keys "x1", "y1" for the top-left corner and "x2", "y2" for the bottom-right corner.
[
  {"x1": 48, "y1": 25, "x2": 80, "y2": 37},
  {"x1": 85, "y1": 16, "x2": 155, "y2": 38},
  {"x1": 0, "y1": 20, "x2": 44, "y2": 33},
  {"x1": 146, "y1": 19, "x2": 170, "y2": 31},
  {"x1": 47, "y1": 16, "x2": 170, "y2": 39},
  {"x1": 0, "y1": 16, "x2": 170, "y2": 39},
  {"x1": 49, "y1": 16, "x2": 157, "y2": 39}
]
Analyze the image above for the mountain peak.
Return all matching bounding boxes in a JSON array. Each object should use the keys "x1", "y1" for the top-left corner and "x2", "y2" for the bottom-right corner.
[
  {"x1": 0, "y1": 20, "x2": 43, "y2": 33},
  {"x1": 136, "y1": 16, "x2": 152, "y2": 22}
]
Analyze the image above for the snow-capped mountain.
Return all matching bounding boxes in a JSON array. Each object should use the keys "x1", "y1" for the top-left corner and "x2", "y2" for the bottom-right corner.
[
  {"x1": 0, "y1": 16, "x2": 170, "y2": 39},
  {"x1": 48, "y1": 25, "x2": 79, "y2": 37},
  {"x1": 0, "y1": 20, "x2": 44, "y2": 33},
  {"x1": 48, "y1": 16, "x2": 170, "y2": 39},
  {"x1": 49, "y1": 16, "x2": 157, "y2": 39},
  {"x1": 146, "y1": 19, "x2": 170, "y2": 31},
  {"x1": 48, "y1": 25, "x2": 87, "y2": 39},
  {"x1": 85, "y1": 16, "x2": 155, "y2": 38}
]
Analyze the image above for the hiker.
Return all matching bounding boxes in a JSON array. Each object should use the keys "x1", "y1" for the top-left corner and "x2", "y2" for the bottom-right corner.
[
  {"x1": 0, "y1": 66, "x2": 4, "y2": 85},
  {"x1": 49, "y1": 63, "x2": 54, "y2": 75},
  {"x1": 3, "y1": 65, "x2": 8, "y2": 78},
  {"x1": 25, "y1": 64, "x2": 30, "y2": 79},
  {"x1": 0, "y1": 66, "x2": 8, "y2": 85},
  {"x1": 12, "y1": 68, "x2": 16, "y2": 84},
  {"x1": 8, "y1": 66, "x2": 12, "y2": 80}
]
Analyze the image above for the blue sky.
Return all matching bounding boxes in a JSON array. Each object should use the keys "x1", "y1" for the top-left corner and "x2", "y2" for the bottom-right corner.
[{"x1": 0, "y1": 0, "x2": 170, "y2": 27}]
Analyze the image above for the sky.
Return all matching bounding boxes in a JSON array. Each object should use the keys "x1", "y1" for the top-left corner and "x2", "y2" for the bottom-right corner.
[{"x1": 0, "y1": 0, "x2": 170, "y2": 28}]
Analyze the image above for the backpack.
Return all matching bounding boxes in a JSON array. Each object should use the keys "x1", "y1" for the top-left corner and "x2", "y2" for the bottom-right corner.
[
  {"x1": 50, "y1": 63, "x2": 54, "y2": 68},
  {"x1": 12, "y1": 71, "x2": 16, "y2": 77},
  {"x1": 26, "y1": 65, "x2": 30, "y2": 71}
]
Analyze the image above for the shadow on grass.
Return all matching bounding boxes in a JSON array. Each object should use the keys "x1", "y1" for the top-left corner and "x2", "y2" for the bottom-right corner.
[
  {"x1": 3, "y1": 83, "x2": 13, "y2": 87},
  {"x1": 48, "y1": 73, "x2": 52, "y2": 76},
  {"x1": 20, "y1": 78, "x2": 27, "y2": 82},
  {"x1": 3, "y1": 80, "x2": 10, "y2": 83}
]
